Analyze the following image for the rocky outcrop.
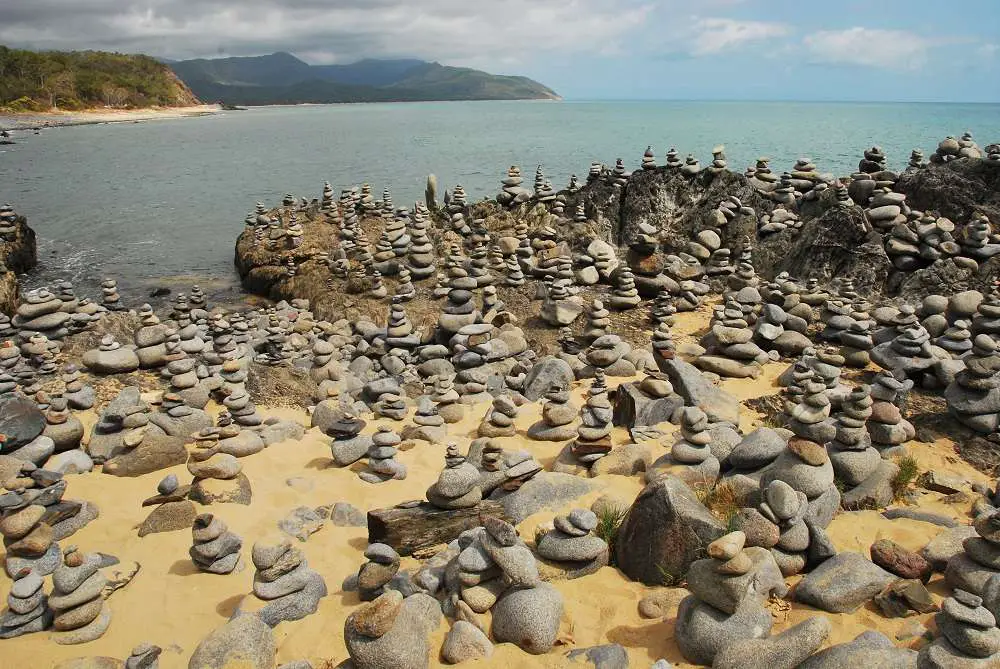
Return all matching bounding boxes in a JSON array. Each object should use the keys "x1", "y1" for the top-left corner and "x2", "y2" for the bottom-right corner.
[{"x1": 0, "y1": 206, "x2": 38, "y2": 315}]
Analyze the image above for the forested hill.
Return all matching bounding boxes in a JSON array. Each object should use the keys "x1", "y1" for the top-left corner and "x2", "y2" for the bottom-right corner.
[
  {"x1": 0, "y1": 45, "x2": 200, "y2": 112},
  {"x1": 170, "y1": 52, "x2": 560, "y2": 105}
]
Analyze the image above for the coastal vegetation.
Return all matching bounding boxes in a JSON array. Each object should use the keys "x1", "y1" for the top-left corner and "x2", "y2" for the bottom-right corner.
[{"x1": 0, "y1": 45, "x2": 199, "y2": 112}]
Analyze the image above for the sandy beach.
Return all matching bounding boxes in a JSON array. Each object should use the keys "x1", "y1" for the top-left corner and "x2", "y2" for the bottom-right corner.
[
  {"x1": 0, "y1": 301, "x2": 992, "y2": 669},
  {"x1": 0, "y1": 105, "x2": 222, "y2": 131}
]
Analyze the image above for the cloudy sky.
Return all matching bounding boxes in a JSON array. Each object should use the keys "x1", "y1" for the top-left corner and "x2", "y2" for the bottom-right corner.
[{"x1": 2, "y1": 0, "x2": 998, "y2": 101}]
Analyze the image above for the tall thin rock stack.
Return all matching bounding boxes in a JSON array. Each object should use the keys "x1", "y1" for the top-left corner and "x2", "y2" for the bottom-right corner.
[
  {"x1": 570, "y1": 373, "x2": 614, "y2": 469},
  {"x1": 48, "y1": 546, "x2": 111, "y2": 645}
]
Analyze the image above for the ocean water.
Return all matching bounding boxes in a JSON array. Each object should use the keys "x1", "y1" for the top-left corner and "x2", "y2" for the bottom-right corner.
[{"x1": 1, "y1": 100, "x2": 999, "y2": 300}]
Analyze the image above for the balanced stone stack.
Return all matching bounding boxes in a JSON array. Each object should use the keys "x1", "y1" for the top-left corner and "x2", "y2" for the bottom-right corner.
[
  {"x1": 648, "y1": 406, "x2": 719, "y2": 484},
  {"x1": 406, "y1": 204, "x2": 436, "y2": 280},
  {"x1": 354, "y1": 543, "x2": 400, "y2": 601},
  {"x1": 609, "y1": 267, "x2": 641, "y2": 310},
  {"x1": 48, "y1": 546, "x2": 111, "y2": 645},
  {"x1": 101, "y1": 278, "x2": 123, "y2": 311},
  {"x1": 187, "y1": 429, "x2": 252, "y2": 505},
  {"x1": 250, "y1": 539, "x2": 327, "y2": 627},
  {"x1": 871, "y1": 322, "x2": 941, "y2": 387},
  {"x1": 759, "y1": 437, "x2": 838, "y2": 539},
  {"x1": 539, "y1": 278, "x2": 583, "y2": 326},
  {"x1": 527, "y1": 383, "x2": 578, "y2": 441},
  {"x1": 329, "y1": 414, "x2": 372, "y2": 467},
  {"x1": 583, "y1": 299, "x2": 611, "y2": 342},
  {"x1": 223, "y1": 387, "x2": 262, "y2": 427},
  {"x1": 138, "y1": 474, "x2": 196, "y2": 537},
  {"x1": 498, "y1": 166, "x2": 532, "y2": 206},
  {"x1": 918, "y1": 589, "x2": 1000, "y2": 667},
  {"x1": 425, "y1": 444, "x2": 482, "y2": 509},
  {"x1": 344, "y1": 590, "x2": 442, "y2": 669},
  {"x1": 535, "y1": 509, "x2": 609, "y2": 577},
  {"x1": 133, "y1": 304, "x2": 171, "y2": 368},
  {"x1": 12, "y1": 289, "x2": 71, "y2": 340},
  {"x1": 569, "y1": 374, "x2": 614, "y2": 470},
  {"x1": 82, "y1": 334, "x2": 140, "y2": 375},
  {"x1": 946, "y1": 334, "x2": 1000, "y2": 434},
  {"x1": 41, "y1": 397, "x2": 85, "y2": 458},
  {"x1": 189, "y1": 513, "x2": 243, "y2": 574},
  {"x1": 829, "y1": 385, "x2": 898, "y2": 509},
  {"x1": 360, "y1": 425, "x2": 406, "y2": 483},
  {"x1": 0, "y1": 569, "x2": 51, "y2": 638},
  {"x1": 674, "y1": 531, "x2": 787, "y2": 666},
  {"x1": 757, "y1": 207, "x2": 802, "y2": 235},
  {"x1": 786, "y1": 380, "x2": 836, "y2": 444},
  {"x1": 429, "y1": 375, "x2": 463, "y2": 424},
  {"x1": 478, "y1": 395, "x2": 518, "y2": 438},
  {"x1": 696, "y1": 297, "x2": 770, "y2": 379},
  {"x1": 402, "y1": 395, "x2": 446, "y2": 443},
  {"x1": 868, "y1": 395, "x2": 915, "y2": 457}
]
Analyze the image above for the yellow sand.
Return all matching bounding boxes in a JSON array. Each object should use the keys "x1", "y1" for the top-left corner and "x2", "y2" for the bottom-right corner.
[{"x1": 0, "y1": 316, "x2": 993, "y2": 668}]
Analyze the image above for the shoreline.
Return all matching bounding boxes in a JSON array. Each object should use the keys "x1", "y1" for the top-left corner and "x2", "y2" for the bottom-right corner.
[{"x1": 0, "y1": 104, "x2": 222, "y2": 131}]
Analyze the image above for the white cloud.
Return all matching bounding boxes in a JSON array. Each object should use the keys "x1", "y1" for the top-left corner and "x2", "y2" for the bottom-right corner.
[
  {"x1": 689, "y1": 17, "x2": 791, "y2": 55},
  {"x1": 0, "y1": 0, "x2": 652, "y2": 70},
  {"x1": 803, "y1": 27, "x2": 928, "y2": 70}
]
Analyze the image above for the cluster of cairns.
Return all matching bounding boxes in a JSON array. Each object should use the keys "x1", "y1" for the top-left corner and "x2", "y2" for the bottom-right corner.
[{"x1": 3, "y1": 131, "x2": 1000, "y2": 666}]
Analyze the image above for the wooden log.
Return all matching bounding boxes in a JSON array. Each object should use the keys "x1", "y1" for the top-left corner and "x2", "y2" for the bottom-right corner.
[{"x1": 367, "y1": 500, "x2": 511, "y2": 556}]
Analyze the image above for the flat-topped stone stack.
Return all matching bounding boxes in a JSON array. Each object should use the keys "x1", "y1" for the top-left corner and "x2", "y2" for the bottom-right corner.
[
  {"x1": 249, "y1": 538, "x2": 327, "y2": 627},
  {"x1": 535, "y1": 508, "x2": 609, "y2": 578},
  {"x1": 426, "y1": 444, "x2": 483, "y2": 509},
  {"x1": 946, "y1": 334, "x2": 1000, "y2": 434},
  {"x1": 402, "y1": 395, "x2": 446, "y2": 443},
  {"x1": 918, "y1": 589, "x2": 1000, "y2": 667},
  {"x1": 48, "y1": 546, "x2": 111, "y2": 645},
  {"x1": 150, "y1": 392, "x2": 212, "y2": 438},
  {"x1": 674, "y1": 530, "x2": 789, "y2": 666},
  {"x1": 12, "y1": 289, "x2": 73, "y2": 341},
  {"x1": 189, "y1": 513, "x2": 243, "y2": 574}
]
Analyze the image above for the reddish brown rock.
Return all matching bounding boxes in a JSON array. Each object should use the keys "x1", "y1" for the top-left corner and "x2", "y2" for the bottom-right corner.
[{"x1": 870, "y1": 538, "x2": 932, "y2": 582}]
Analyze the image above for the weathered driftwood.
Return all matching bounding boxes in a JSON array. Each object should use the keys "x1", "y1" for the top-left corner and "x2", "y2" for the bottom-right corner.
[{"x1": 367, "y1": 500, "x2": 511, "y2": 556}]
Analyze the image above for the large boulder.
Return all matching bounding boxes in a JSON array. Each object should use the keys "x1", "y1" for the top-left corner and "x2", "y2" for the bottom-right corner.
[
  {"x1": 795, "y1": 551, "x2": 897, "y2": 613},
  {"x1": 614, "y1": 475, "x2": 726, "y2": 585},
  {"x1": 187, "y1": 613, "x2": 276, "y2": 669},
  {"x1": 656, "y1": 358, "x2": 740, "y2": 424},
  {"x1": 522, "y1": 357, "x2": 575, "y2": 402},
  {"x1": 0, "y1": 395, "x2": 46, "y2": 452}
]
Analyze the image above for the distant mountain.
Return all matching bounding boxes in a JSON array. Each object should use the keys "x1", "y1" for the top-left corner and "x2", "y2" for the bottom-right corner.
[{"x1": 169, "y1": 52, "x2": 559, "y2": 105}]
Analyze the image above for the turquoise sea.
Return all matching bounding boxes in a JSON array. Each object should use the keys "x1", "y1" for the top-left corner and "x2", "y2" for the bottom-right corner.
[{"x1": 1, "y1": 100, "x2": 998, "y2": 298}]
